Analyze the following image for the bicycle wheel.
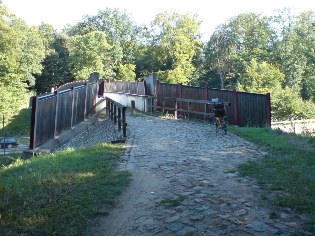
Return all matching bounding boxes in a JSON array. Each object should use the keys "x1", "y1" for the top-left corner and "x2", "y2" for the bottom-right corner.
[{"x1": 221, "y1": 119, "x2": 227, "y2": 135}]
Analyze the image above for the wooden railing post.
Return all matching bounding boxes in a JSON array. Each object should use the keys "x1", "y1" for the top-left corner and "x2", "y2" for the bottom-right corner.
[
  {"x1": 110, "y1": 102, "x2": 114, "y2": 121},
  {"x1": 175, "y1": 100, "x2": 178, "y2": 119},
  {"x1": 118, "y1": 107, "x2": 122, "y2": 132},
  {"x1": 70, "y1": 86, "x2": 75, "y2": 128},
  {"x1": 54, "y1": 91, "x2": 59, "y2": 137},
  {"x1": 178, "y1": 83, "x2": 183, "y2": 116},
  {"x1": 122, "y1": 107, "x2": 127, "y2": 137},
  {"x1": 29, "y1": 96, "x2": 38, "y2": 149},
  {"x1": 266, "y1": 93, "x2": 271, "y2": 127},
  {"x1": 233, "y1": 89, "x2": 239, "y2": 126},
  {"x1": 84, "y1": 82, "x2": 88, "y2": 120},
  {"x1": 99, "y1": 80, "x2": 105, "y2": 97},
  {"x1": 114, "y1": 104, "x2": 117, "y2": 124},
  {"x1": 105, "y1": 97, "x2": 110, "y2": 116},
  {"x1": 155, "y1": 79, "x2": 159, "y2": 112},
  {"x1": 204, "y1": 84, "x2": 208, "y2": 121},
  {"x1": 143, "y1": 80, "x2": 148, "y2": 95}
]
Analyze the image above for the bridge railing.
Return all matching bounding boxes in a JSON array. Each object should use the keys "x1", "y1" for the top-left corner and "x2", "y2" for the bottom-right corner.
[
  {"x1": 105, "y1": 97, "x2": 127, "y2": 137},
  {"x1": 99, "y1": 76, "x2": 271, "y2": 127},
  {"x1": 30, "y1": 74, "x2": 99, "y2": 149}
]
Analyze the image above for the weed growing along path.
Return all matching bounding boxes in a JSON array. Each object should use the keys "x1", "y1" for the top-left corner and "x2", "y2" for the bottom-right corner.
[
  {"x1": 90, "y1": 113, "x2": 312, "y2": 235},
  {"x1": 0, "y1": 144, "x2": 130, "y2": 235}
]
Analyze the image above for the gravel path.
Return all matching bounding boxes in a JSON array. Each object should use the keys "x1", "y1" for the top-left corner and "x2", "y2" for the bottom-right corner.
[
  {"x1": 85, "y1": 112, "x2": 312, "y2": 236},
  {"x1": 58, "y1": 111, "x2": 122, "y2": 150}
]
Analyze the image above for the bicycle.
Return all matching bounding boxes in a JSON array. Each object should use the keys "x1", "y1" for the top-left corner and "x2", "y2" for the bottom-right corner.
[{"x1": 210, "y1": 99, "x2": 228, "y2": 135}]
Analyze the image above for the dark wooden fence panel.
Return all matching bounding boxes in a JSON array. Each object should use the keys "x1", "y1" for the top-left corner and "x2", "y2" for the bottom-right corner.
[
  {"x1": 55, "y1": 90, "x2": 73, "y2": 136},
  {"x1": 181, "y1": 86, "x2": 205, "y2": 119},
  {"x1": 102, "y1": 81, "x2": 146, "y2": 95},
  {"x1": 35, "y1": 94, "x2": 57, "y2": 147},
  {"x1": 72, "y1": 85, "x2": 86, "y2": 126},
  {"x1": 86, "y1": 82, "x2": 98, "y2": 115},
  {"x1": 30, "y1": 79, "x2": 99, "y2": 149},
  {"x1": 237, "y1": 92, "x2": 267, "y2": 127},
  {"x1": 157, "y1": 82, "x2": 178, "y2": 113},
  {"x1": 99, "y1": 79, "x2": 270, "y2": 127}
]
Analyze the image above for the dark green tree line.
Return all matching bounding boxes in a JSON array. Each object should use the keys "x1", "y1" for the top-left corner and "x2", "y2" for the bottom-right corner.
[{"x1": 1, "y1": 2, "x2": 315, "y2": 122}]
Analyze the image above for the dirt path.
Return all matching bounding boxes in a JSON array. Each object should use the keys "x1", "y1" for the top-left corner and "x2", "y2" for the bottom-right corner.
[{"x1": 90, "y1": 113, "x2": 310, "y2": 236}]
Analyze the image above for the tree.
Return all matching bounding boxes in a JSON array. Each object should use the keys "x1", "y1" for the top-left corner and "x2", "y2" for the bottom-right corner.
[
  {"x1": 150, "y1": 11, "x2": 202, "y2": 84},
  {"x1": 204, "y1": 13, "x2": 275, "y2": 89},
  {"x1": 0, "y1": 2, "x2": 46, "y2": 122},
  {"x1": 66, "y1": 31, "x2": 114, "y2": 80},
  {"x1": 64, "y1": 8, "x2": 145, "y2": 80},
  {"x1": 237, "y1": 58, "x2": 284, "y2": 94}
]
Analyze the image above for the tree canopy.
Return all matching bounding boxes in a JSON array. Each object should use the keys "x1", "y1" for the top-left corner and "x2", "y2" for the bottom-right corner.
[{"x1": 1, "y1": 3, "x2": 315, "y2": 122}]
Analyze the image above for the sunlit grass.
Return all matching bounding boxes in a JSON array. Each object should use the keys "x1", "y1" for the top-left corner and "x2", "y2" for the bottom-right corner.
[
  {"x1": 230, "y1": 126, "x2": 315, "y2": 230},
  {"x1": 0, "y1": 143, "x2": 130, "y2": 235}
]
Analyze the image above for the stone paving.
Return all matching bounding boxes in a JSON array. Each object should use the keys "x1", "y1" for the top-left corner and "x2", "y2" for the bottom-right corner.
[{"x1": 92, "y1": 112, "x2": 311, "y2": 236}]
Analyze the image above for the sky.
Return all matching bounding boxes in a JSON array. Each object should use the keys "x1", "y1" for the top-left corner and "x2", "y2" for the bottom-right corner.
[{"x1": 3, "y1": 0, "x2": 315, "y2": 41}]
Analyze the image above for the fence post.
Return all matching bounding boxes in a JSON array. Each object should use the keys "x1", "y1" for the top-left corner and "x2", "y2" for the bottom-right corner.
[
  {"x1": 114, "y1": 104, "x2": 117, "y2": 124},
  {"x1": 204, "y1": 84, "x2": 209, "y2": 121},
  {"x1": 266, "y1": 93, "x2": 271, "y2": 127},
  {"x1": 122, "y1": 107, "x2": 127, "y2": 137},
  {"x1": 178, "y1": 83, "x2": 183, "y2": 116},
  {"x1": 105, "y1": 97, "x2": 110, "y2": 116},
  {"x1": 118, "y1": 107, "x2": 122, "y2": 131},
  {"x1": 143, "y1": 80, "x2": 148, "y2": 95},
  {"x1": 54, "y1": 91, "x2": 59, "y2": 137},
  {"x1": 99, "y1": 80, "x2": 105, "y2": 97},
  {"x1": 204, "y1": 84, "x2": 208, "y2": 100},
  {"x1": 84, "y1": 82, "x2": 88, "y2": 120},
  {"x1": 70, "y1": 86, "x2": 75, "y2": 128},
  {"x1": 29, "y1": 96, "x2": 37, "y2": 149},
  {"x1": 155, "y1": 79, "x2": 159, "y2": 112},
  {"x1": 131, "y1": 100, "x2": 136, "y2": 115},
  {"x1": 175, "y1": 100, "x2": 178, "y2": 119},
  {"x1": 233, "y1": 89, "x2": 239, "y2": 126},
  {"x1": 110, "y1": 102, "x2": 114, "y2": 121}
]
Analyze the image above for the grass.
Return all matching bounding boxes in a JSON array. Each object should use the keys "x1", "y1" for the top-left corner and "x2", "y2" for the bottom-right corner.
[
  {"x1": 0, "y1": 143, "x2": 130, "y2": 235},
  {"x1": 1, "y1": 108, "x2": 31, "y2": 137},
  {"x1": 160, "y1": 194, "x2": 187, "y2": 207},
  {"x1": 229, "y1": 126, "x2": 315, "y2": 221}
]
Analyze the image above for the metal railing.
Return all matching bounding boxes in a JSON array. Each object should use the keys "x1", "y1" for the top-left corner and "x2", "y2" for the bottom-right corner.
[{"x1": 105, "y1": 97, "x2": 127, "y2": 137}]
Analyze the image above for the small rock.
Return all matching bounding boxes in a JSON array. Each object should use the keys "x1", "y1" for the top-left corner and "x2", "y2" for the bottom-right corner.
[
  {"x1": 165, "y1": 215, "x2": 180, "y2": 223},
  {"x1": 176, "y1": 227, "x2": 197, "y2": 236},
  {"x1": 234, "y1": 209, "x2": 247, "y2": 216},
  {"x1": 246, "y1": 221, "x2": 270, "y2": 232},
  {"x1": 166, "y1": 222, "x2": 184, "y2": 232},
  {"x1": 189, "y1": 214, "x2": 204, "y2": 221}
]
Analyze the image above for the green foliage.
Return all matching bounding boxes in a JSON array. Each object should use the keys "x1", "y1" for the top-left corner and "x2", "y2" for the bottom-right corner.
[
  {"x1": 237, "y1": 59, "x2": 284, "y2": 94},
  {"x1": 35, "y1": 24, "x2": 73, "y2": 93},
  {"x1": 0, "y1": 108, "x2": 31, "y2": 137},
  {"x1": 0, "y1": 3, "x2": 46, "y2": 122},
  {"x1": 271, "y1": 86, "x2": 315, "y2": 121},
  {"x1": 117, "y1": 63, "x2": 136, "y2": 81},
  {"x1": 67, "y1": 31, "x2": 114, "y2": 80},
  {"x1": 150, "y1": 11, "x2": 203, "y2": 84},
  {"x1": 0, "y1": 143, "x2": 130, "y2": 235},
  {"x1": 231, "y1": 126, "x2": 315, "y2": 220},
  {"x1": 204, "y1": 13, "x2": 274, "y2": 89}
]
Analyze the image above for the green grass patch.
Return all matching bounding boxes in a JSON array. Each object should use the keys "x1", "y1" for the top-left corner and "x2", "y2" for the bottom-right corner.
[
  {"x1": 1, "y1": 108, "x2": 31, "y2": 137},
  {"x1": 0, "y1": 143, "x2": 130, "y2": 235},
  {"x1": 160, "y1": 194, "x2": 187, "y2": 207},
  {"x1": 230, "y1": 126, "x2": 315, "y2": 218}
]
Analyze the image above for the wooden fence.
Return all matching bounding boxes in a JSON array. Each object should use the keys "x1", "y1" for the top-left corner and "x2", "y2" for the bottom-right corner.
[
  {"x1": 30, "y1": 79, "x2": 99, "y2": 149},
  {"x1": 99, "y1": 79, "x2": 271, "y2": 127}
]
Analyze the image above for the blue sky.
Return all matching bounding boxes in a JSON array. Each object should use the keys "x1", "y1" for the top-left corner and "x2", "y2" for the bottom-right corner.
[{"x1": 3, "y1": 0, "x2": 315, "y2": 41}]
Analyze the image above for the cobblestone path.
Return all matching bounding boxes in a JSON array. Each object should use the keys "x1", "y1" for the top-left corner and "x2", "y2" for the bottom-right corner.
[{"x1": 91, "y1": 113, "x2": 310, "y2": 236}]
